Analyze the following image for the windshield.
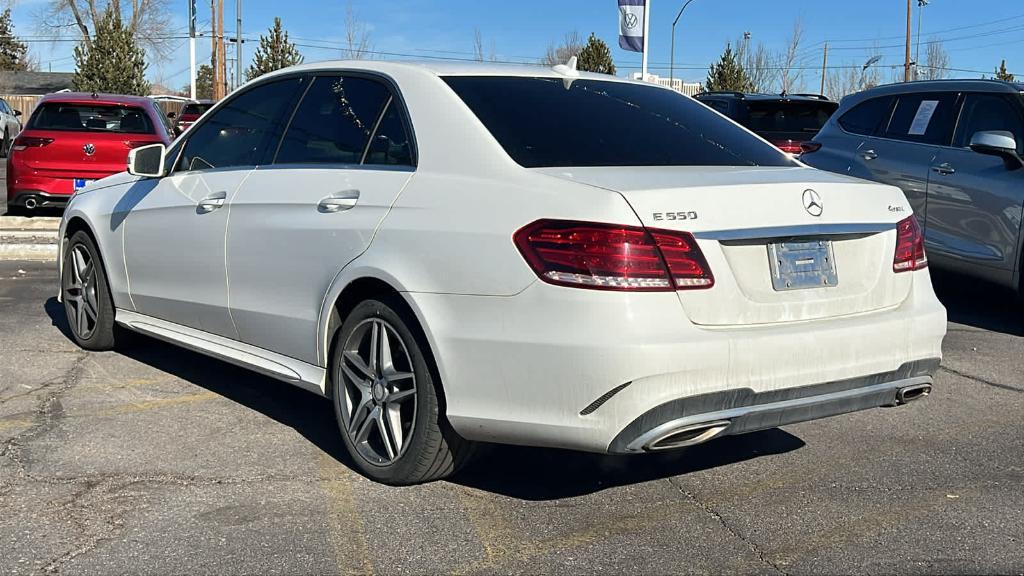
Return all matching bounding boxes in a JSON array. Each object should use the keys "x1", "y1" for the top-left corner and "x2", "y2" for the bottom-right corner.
[
  {"x1": 444, "y1": 76, "x2": 795, "y2": 168},
  {"x1": 181, "y1": 103, "x2": 213, "y2": 116},
  {"x1": 28, "y1": 103, "x2": 155, "y2": 134},
  {"x1": 744, "y1": 100, "x2": 838, "y2": 135}
]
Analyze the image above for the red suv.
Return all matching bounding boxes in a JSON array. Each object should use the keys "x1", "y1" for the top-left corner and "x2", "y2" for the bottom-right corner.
[{"x1": 6, "y1": 93, "x2": 172, "y2": 212}]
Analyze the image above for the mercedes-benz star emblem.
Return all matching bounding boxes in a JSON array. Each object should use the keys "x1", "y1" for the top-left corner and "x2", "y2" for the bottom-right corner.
[
  {"x1": 623, "y1": 12, "x2": 639, "y2": 29},
  {"x1": 83, "y1": 143, "x2": 96, "y2": 156},
  {"x1": 802, "y1": 189, "x2": 823, "y2": 217}
]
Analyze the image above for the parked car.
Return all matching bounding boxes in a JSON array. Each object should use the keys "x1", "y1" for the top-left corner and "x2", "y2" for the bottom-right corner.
[
  {"x1": 695, "y1": 91, "x2": 839, "y2": 154},
  {"x1": 6, "y1": 93, "x2": 172, "y2": 212},
  {"x1": 168, "y1": 100, "x2": 214, "y2": 136},
  {"x1": 0, "y1": 97, "x2": 24, "y2": 157},
  {"x1": 802, "y1": 80, "x2": 1024, "y2": 299},
  {"x1": 58, "y1": 62, "x2": 946, "y2": 485}
]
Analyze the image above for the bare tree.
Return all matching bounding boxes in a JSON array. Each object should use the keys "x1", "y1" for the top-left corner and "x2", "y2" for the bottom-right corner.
[
  {"x1": 736, "y1": 35, "x2": 777, "y2": 93},
  {"x1": 779, "y1": 19, "x2": 804, "y2": 94},
  {"x1": 35, "y1": 0, "x2": 174, "y2": 60},
  {"x1": 343, "y1": 1, "x2": 372, "y2": 60},
  {"x1": 473, "y1": 28, "x2": 484, "y2": 62},
  {"x1": 542, "y1": 31, "x2": 584, "y2": 67},
  {"x1": 921, "y1": 39, "x2": 949, "y2": 81},
  {"x1": 826, "y1": 54, "x2": 884, "y2": 100}
]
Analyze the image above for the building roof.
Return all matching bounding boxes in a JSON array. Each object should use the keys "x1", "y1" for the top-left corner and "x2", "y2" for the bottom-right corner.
[{"x1": 0, "y1": 71, "x2": 75, "y2": 95}]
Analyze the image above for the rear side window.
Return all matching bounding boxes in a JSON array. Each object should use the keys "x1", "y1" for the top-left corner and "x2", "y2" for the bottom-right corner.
[
  {"x1": 883, "y1": 92, "x2": 958, "y2": 145},
  {"x1": 444, "y1": 77, "x2": 793, "y2": 168},
  {"x1": 179, "y1": 77, "x2": 303, "y2": 171},
  {"x1": 363, "y1": 101, "x2": 414, "y2": 166},
  {"x1": 744, "y1": 101, "x2": 838, "y2": 135},
  {"x1": 838, "y1": 96, "x2": 894, "y2": 136},
  {"x1": 28, "y1": 103, "x2": 154, "y2": 134},
  {"x1": 275, "y1": 76, "x2": 391, "y2": 165}
]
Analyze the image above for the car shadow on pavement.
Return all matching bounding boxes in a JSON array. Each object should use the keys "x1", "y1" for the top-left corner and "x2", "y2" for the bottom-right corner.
[
  {"x1": 930, "y1": 271, "x2": 1023, "y2": 337},
  {"x1": 45, "y1": 297, "x2": 804, "y2": 498}
]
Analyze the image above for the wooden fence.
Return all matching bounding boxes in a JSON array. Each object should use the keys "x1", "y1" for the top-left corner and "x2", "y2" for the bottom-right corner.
[{"x1": 0, "y1": 95, "x2": 187, "y2": 123}]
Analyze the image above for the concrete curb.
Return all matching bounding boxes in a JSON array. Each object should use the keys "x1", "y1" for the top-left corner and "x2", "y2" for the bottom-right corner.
[
  {"x1": 0, "y1": 243, "x2": 58, "y2": 261},
  {"x1": 0, "y1": 216, "x2": 61, "y2": 231}
]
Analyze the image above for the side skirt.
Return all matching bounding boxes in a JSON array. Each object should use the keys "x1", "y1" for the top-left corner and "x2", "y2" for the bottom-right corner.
[{"x1": 115, "y1": 309, "x2": 328, "y2": 396}]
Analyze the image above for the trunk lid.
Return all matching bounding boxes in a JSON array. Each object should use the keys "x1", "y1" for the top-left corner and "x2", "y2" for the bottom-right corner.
[{"x1": 534, "y1": 166, "x2": 914, "y2": 326}]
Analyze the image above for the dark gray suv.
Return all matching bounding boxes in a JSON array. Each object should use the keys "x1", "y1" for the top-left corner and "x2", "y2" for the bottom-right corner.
[{"x1": 803, "y1": 80, "x2": 1024, "y2": 297}]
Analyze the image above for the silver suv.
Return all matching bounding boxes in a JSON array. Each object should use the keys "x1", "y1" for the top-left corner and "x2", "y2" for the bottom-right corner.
[{"x1": 803, "y1": 80, "x2": 1024, "y2": 297}]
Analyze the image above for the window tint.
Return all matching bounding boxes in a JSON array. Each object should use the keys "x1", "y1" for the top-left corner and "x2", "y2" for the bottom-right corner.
[
  {"x1": 699, "y1": 99, "x2": 730, "y2": 114},
  {"x1": 179, "y1": 78, "x2": 303, "y2": 171},
  {"x1": 744, "y1": 101, "x2": 838, "y2": 135},
  {"x1": 444, "y1": 77, "x2": 793, "y2": 168},
  {"x1": 28, "y1": 103, "x2": 155, "y2": 134},
  {"x1": 883, "y1": 92, "x2": 958, "y2": 145},
  {"x1": 363, "y1": 101, "x2": 414, "y2": 166},
  {"x1": 276, "y1": 76, "x2": 390, "y2": 165},
  {"x1": 838, "y1": 96, "x2": 894, "y2": 136},
  {"x1": 954, "y1": 93, "x2": 1024, "y2": 153},
  {"x1": 181, "y1": 103, "x2": 213, "y2": 116}
]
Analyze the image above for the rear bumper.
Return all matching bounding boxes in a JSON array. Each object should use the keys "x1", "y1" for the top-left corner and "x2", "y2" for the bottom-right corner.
[
  {"x1": 9, "y1": 190, "x2": 71, "y2": 208},
  {"x1": 406, "y1": 269, "x2": 946, "y2": 453}
]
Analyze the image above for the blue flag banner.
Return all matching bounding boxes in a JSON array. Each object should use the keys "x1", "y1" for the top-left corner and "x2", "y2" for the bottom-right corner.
[{"x1": 618, "y1": 0, "x2": 646, "y2": 53}]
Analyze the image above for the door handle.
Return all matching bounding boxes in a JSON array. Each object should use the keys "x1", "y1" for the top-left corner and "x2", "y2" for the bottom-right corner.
[
  {"x1": 860, "y1": 149, "x2": 878, "y2": 161},
  {"x1": 197, "y1": 191, "x2": 227, "y2": 213},
  {"x1": 931, "y1": 163, "x2": 955, "y2": 176},
  {"x1": 317, "y1": 190, "x2": 360, "y2": 213}
]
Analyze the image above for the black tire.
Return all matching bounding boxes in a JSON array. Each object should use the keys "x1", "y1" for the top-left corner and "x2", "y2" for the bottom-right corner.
[
  {"x1": 330, "y1": 296, "x2": 474, "y2": 485},
  {"x1": 62, "y1": 230, "x2": 120, "y2": 351},
  {"x1": 1, "y1": 129, "x2": 9, "y2": 158}
]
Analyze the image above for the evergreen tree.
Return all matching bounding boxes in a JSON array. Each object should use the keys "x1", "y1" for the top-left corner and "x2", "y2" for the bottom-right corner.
[
  {"x1": 195, "y1": 64, "x2": 214, "y2": 99},
  {"x1": 245, "y1": 18, "x2": 303, "y2": 81},
  {"x1": 995, "y1": 60, "x2": 1015, "y2": 82},
  {"x1": 72, "y1": 5, "x2": 150, "y2": 96},
  {"x1": 705, "y1": 43, "x2": 752, "y2": 92},
  {"x1": 0, "y1": 9, "x2": 29, "y2": 71},
  {"x1": 576, "y1": 33, "x2": 615, "y2": 75}
]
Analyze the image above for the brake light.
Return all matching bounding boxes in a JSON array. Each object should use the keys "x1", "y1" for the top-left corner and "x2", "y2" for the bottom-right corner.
[
  {"x1": 772, "y1": 140, "x2": 804, "y2": 154},
  {"x1": 11, "y1": 136, "x2": 54, "y2": 151},
  {"x1": 893, "y1": 215, "x2": 927, "y2": 272},
  {"x1": 124, "y1": 140, "x2": 154, "y2": 149},
  {"x1": 800, "y1": 141, "x2": 823, "y2": 155},
  {"x1": 513, "y1": 219, "x2": 714, "y2": 291}
]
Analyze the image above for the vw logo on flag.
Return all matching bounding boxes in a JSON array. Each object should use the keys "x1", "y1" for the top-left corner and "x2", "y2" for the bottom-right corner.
[
  {"x1": 623, "y1": 12, "x2": 639, "y2": 29},
  {"x1": 618, "y1": 0, "x2": 646, "y2": 53}
]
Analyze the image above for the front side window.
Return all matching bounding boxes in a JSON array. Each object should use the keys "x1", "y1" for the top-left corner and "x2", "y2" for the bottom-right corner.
[
  {"x1": 883, "y1": 92, "x2": 958, "y2": 145},
  {"x1": 444, "y1": 77, "x2": 794, "y2": 168},
  {"x1": 179, "y1": 77, "x2": 303, "y2": 171},
  {"x1": 28, "y1": 103, "x2": 155, "y2": 134},
  {"x1": 276, "y1": 76, "x2": 391, "y2": 165},
  {"x1": 838, "y1": 96, "x2": 894, "y2": 136},
  {"x1": 954, "y1": 93, "x2": 1024, "y2": 153}
]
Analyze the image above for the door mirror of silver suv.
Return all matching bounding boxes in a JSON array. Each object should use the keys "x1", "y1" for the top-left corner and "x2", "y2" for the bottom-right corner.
[
  {"x1": 128, "y1": 143, "x2": 167, "y2": 178},
  {"x1": 969, "y1": 130, "x2": 1024, "y2": 170}
]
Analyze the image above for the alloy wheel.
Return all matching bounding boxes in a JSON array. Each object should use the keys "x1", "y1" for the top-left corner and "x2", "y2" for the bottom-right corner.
[
  {"x1": 338, "y1": 318, "x2": 418, "y2": 466},
  {"x1": 64, "y1": 244, "x2": 99, "y2": 340}
]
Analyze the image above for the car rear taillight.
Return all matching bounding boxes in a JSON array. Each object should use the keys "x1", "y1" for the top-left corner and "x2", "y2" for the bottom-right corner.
[
  {"x1": 124, "y1": 140, "x2": 154, "y2": 149},
  {"x1": 772, "y1": 140, "x2": 804, "y2": 154},
  {"x1": 513, "y1": 219, "x2": 714, "y2": 291},
  {"x1": 800, "y1": 141, "x2": 823, "y2": 155},
  {"x1": 893, "y1": 215, "x2": 927, "y2": 273},
  {"x1": 11, "y1": 136, "x2": 54, "y2": 151}
]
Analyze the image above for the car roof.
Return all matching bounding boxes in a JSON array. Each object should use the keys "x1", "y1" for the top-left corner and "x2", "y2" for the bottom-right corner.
[
  {"x1": 38, "y1": 92, "x2": 157, "y2": 107},
  {"x1": 845, "y1": 79, "x2": 1023, "y2": 102},
  {"x1": 696, "y1": 91, "x2": 835, "y2": 103}
]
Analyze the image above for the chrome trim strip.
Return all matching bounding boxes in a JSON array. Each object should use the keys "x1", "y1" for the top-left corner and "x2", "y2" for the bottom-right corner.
[
  {"x1": 694, "y1": 222, "x2": 894, "y2": 241},
  {"x1": 621, "y1": 375, "x2": 931, "y2": 453}
]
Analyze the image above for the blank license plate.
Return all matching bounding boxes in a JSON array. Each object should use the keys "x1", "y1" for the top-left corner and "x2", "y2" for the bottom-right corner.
[{"x1": 768, "y1": 240, "x2": 838, "y2": 291}]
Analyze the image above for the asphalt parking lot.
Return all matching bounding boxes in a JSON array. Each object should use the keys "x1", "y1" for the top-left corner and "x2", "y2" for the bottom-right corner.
[{"x1": 2, "y1": 184, "x2": 1023, "y2": 575}]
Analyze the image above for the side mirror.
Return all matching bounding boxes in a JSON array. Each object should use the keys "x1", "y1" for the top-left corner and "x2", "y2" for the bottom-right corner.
[
  {"x1": 13, "y1": 109, "x2": 21, "y2": 117},
  {"x1": 128, "y1": 143, "x2": 167, "y2": 178},
  {"x1": 167, "y1": 111, "x2": 176, "y2": 119},
  {"x1": 969, "y1": 130, "x2": 1024, "y2": 170}
]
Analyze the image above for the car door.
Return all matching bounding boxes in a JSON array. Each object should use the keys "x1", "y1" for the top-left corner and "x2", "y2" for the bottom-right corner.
[
  {"x1": 855, "y1": 92, "x2": 958, "y2": 224},
  {"x1": 122, "y1": 77, "x2": 305, "y2": 337},
  {"x1": 226, "y1": 74, "x2": 416, "y2": 364},
  {"x1": 926, "y1": 92, "x2": 1024, "y2": 283}
]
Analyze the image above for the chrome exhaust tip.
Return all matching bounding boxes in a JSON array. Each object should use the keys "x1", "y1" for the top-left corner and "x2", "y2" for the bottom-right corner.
[
  {"x1": 23, "y1": 197, "x2": 38, "y2": 210},
  {"x1": 646, "y1": 420, "x2": 731, "y2": 451},
  {"x1": 896, "y1": 383, "x2": 932, "y2": 405}
]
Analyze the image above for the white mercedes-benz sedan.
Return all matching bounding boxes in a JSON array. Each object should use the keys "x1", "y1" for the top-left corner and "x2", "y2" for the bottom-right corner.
[{"x1": 58, "y1": 61, "x2": 947, "y2": 484}]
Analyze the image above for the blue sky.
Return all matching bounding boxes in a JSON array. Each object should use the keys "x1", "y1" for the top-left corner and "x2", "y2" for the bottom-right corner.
[{"x1": 10, "y1": 0, "x2": 1023, "y2": 92}]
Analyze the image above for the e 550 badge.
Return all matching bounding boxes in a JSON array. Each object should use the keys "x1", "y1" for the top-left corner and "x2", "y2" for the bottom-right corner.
[{"x1": 652, "y1": 211, "x2": 698, "y2": 222}]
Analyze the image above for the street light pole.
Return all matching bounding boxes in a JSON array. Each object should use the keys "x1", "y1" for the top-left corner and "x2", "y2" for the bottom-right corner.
[
  {"x1": 669, "y1": 0, "x2": 698, "y2": 84},
  {"x1": 915, "y1": 0, "x2": 928, "y2": 81}
]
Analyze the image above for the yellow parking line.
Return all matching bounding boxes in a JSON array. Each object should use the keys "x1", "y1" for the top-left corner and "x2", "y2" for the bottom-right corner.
[
  {"x1": 0, "y1": 418, "x2": 34, "y2": 431},
  {"x1": 104, "y1": 390, "x2": 221, "y2": 415},
  {"x1": 318, "y1": 452, "x2": 375, "y2": 576}
]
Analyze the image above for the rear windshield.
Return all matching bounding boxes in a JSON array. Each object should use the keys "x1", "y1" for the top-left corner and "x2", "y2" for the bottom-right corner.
[
  {"x1": 28, "y1": 103, "x2": 154, "y2": 134},
  {"x1": 181, "y1": 103, "x2": 213, "y2": 116},
  {"x1": 744, "y1": 100, "x2": 838, "y2": 135},
  {"x1": 444, "y1": 76, "x2": 794, "y2": 168}
]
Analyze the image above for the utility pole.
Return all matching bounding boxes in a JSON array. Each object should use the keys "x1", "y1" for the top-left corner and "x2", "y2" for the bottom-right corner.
[
  {"x1": 904, "y1": 0, "x2": 912, "y2": 82},
  {"x1": 218, "y1": 0, "x2": 226, "y2": 97},
  {"x1": 189, "y1": 0, "x2": 197, "y2": 99},
  {"x1": 235, "y1": 0, "x2": 242, "y2": 89},
  {"x1": 915, "y1": 0, "x2": 928, "y2": 81},
  {"x1": 820, "y1": 42, "x2": 828, "y2": 96},
  {"x1": 640, "y1": 0, "x2": 650, "y2": 80},
  {"x1": 211, "y1": 0, "x2": 220, "y2": 100}
]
